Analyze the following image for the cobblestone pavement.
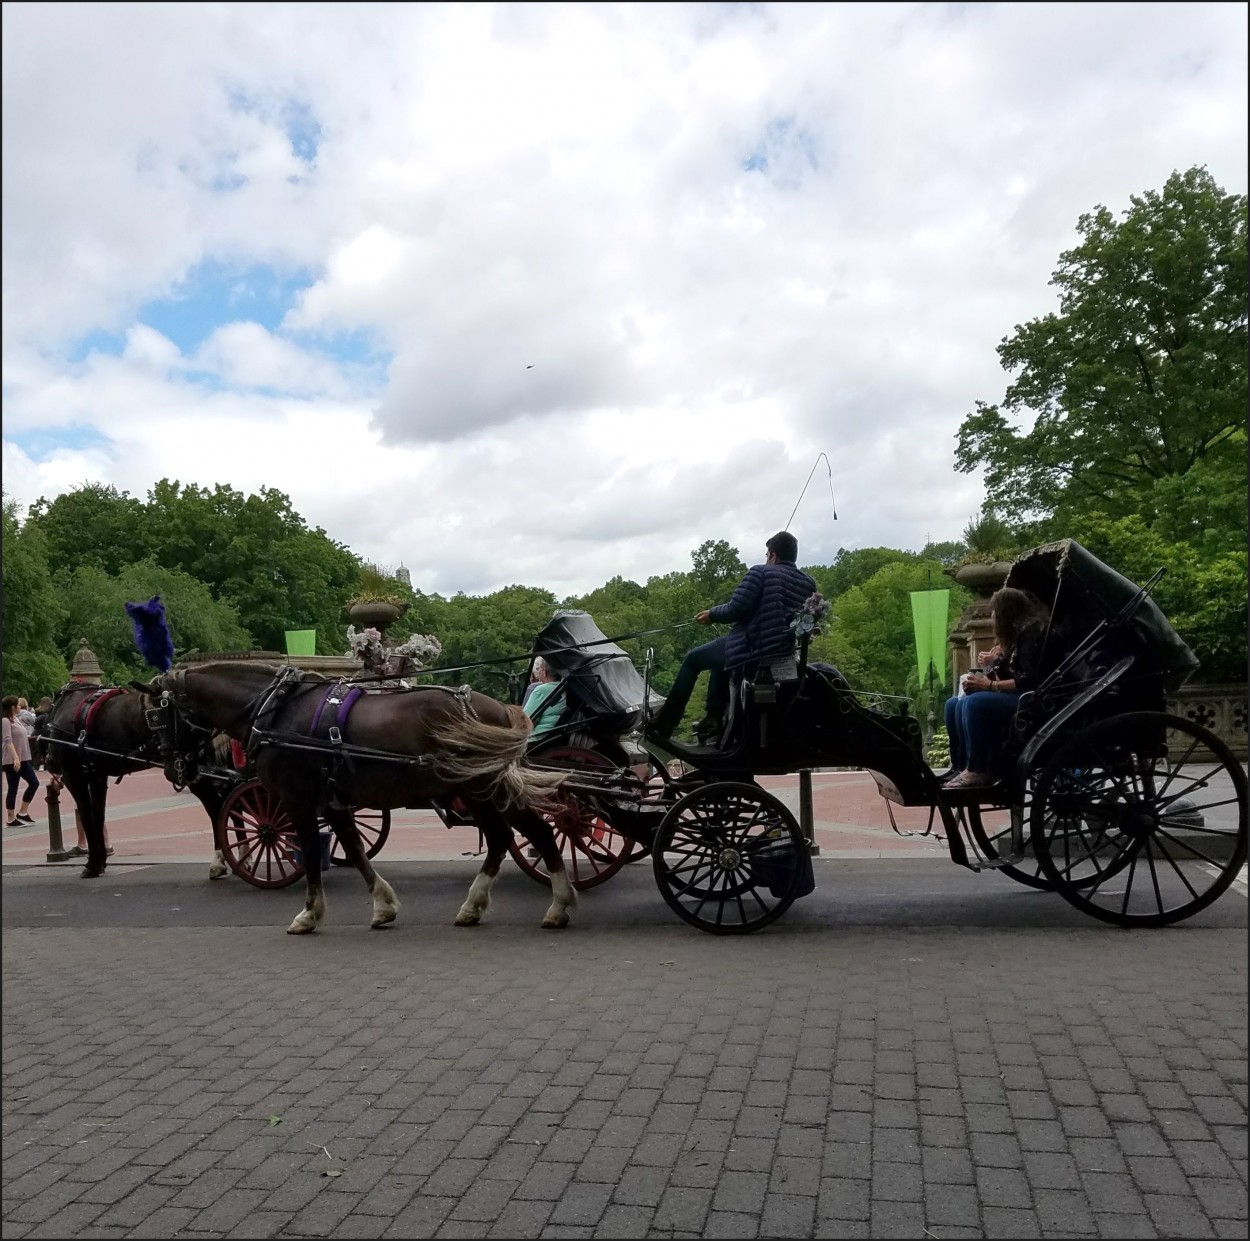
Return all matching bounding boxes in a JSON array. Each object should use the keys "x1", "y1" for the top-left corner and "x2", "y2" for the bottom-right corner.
[{"x1": 2, "y1": 859, "x2": 1246, "y2": 1240}]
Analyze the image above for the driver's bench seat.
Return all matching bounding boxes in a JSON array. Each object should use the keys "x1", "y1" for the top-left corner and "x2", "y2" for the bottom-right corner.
[{"x1": 721, "y1": 652, "x2": 804, "y2": 752}]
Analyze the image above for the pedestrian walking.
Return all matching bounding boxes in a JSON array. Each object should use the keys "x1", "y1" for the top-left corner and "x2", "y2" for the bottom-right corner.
[{"x1": 3, "y1": 696, "x2": 40, "y2": 826}]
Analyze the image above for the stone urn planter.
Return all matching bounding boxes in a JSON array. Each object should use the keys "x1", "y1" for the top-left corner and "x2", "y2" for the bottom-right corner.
[
  {"x1": 950, "y1": 560, "x2": 1013, "y2": 599},
  {"x1": 346, "y1": 600, "x2": 408, "y2": 632}
]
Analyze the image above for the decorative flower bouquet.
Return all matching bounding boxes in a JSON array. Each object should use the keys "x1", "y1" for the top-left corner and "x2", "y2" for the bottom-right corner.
[
  {"x1": 790, "y1": 592, "x2": 834, "y2": 640},
  {"x1": 346, "y1": 625, "x2": 442, "y2": 674}
]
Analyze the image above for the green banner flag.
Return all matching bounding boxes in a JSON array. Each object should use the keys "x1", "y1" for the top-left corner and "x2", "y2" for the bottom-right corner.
[
  {"x1": 909, "y1": 590, "x2": 950, "y2": 685},
  {"x1": 285, "y1": 629, "x2": 317, "y2": 657}
]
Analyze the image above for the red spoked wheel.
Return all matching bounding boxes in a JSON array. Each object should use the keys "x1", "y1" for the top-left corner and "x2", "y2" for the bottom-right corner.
[
  {"x1": 327, "y1": 808, "x2": 392, "y2": 866},
  {"x1": 508, "y1": 746, "x2": 640, "y2": 890},
  {"x1": 218, "y1": 778, "x2": 304, "y2": 889}
]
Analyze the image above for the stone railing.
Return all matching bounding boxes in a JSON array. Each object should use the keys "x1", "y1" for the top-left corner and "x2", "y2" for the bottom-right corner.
[
  {"x1": 1168, "y1": 683, "x2": 1248, "y2": 761},
  {"x1": 179, "y1": 650, "x2": 363, "y2": 677}
]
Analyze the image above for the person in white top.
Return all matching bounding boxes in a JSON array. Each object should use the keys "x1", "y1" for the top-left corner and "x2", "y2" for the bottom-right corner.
[{"x1": 3, "y1": 695, "x2": 40, "y2": 826}]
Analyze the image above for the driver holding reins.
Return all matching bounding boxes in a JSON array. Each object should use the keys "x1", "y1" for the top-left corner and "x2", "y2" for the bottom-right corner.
[{"x1": 652, "y1": 531, "x2": 816, "y2": 743}]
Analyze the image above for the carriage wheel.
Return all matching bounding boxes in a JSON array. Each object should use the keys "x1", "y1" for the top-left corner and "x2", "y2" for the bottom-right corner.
[
  {"x1": 327, "y1": 808, "x2": 392, "y2": 866},
  {"x1": 508, "y1": 747, "x2": 639, "y2": 890},
  {"x1": 653, "y1": 782, "x2": 807, "y2": 935},
  {"x1": 969, "y1": 788, "x2": 1138, "y2": 893},
  {"x1": 218, "y1": 779, "x2": 305, "y2": 889},
  {"x1": 1031, "y1": 712, "x2": 1247, "y2": 927}
]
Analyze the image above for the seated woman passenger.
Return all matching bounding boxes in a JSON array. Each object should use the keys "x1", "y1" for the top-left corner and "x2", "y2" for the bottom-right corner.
[
  {"x1": 943, "y1": 587, "x2": 1050, "y2": 789},
  {"x1": 522, "y1": 657, "x2": 566, "y2": 741}
]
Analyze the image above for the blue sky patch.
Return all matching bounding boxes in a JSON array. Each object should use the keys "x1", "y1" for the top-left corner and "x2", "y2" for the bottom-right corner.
[
  {"x1": 9, "y1": 424, "x2": 113, "y2": 463},
  {"x1": 742, "y1": 116, "x2": 824, "y2": 183},
  {"x1": 61, "y1": 258, "x2": 389, "y2": 387}
]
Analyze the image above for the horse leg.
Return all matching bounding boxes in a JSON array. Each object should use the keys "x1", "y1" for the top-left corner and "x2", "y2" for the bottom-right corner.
[
  {"x1": 512, "y1": 804, "x2": 577, "y2": 929},
  {"x1": 64, "y1": 768, "x2": 109, "y2": 879},
  {"x1": 191, "y1": 780, "x2": 229, "y2": 880},
  {"x1": 286, "y1": 806, "x2": 327, "y2": 934},
  {"x1": 453, "y1": 804, "x2": 510, "y2": 927},
  {"x1": 323, "y1": 806, "x2": 398, "y2": 929}
]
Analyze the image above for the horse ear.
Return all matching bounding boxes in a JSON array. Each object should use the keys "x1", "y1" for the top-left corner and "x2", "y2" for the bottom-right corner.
[{"x1": 129, "y1": 678, "x2": 159, "y2": 695}]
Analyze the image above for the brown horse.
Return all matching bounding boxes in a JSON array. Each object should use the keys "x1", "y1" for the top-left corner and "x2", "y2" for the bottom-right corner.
[
  {"x1": 38, "y1": 681, "x2": 235, "y2": 880},
  {"x1": 132, "y1": 661, "x2": 575, "y2": 934}
]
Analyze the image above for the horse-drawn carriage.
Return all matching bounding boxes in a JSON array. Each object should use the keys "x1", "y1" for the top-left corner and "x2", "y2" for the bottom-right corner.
[
  {"x1": 497, "y1": 540, "x2": 1247, "y2": 932},
  {"x1": 45, "y1": 540, "x2": 1246, "y2": 938}
]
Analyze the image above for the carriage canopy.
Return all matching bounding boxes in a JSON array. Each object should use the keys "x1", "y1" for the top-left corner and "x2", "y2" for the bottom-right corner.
[
  {"x1": 1004, "y1": 539, "x2": 1199, "y2": 693},
  {"x1": 531, "y1": 610, "x2": 664, "y2": 719}
]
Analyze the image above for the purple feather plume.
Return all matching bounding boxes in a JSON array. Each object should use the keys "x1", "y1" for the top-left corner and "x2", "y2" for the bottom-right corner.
[{"x1": 125, "y1": 596, "x2": 175, "y2": 672}]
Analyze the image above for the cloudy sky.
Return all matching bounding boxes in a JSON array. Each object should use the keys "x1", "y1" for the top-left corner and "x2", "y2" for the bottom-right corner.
[{"x1": 3, "y1": 2, "x2": 1246, "y2": 598}]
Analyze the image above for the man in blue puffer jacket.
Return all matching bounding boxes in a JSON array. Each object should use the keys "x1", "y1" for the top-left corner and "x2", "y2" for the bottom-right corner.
[{"x1": 652, "y1": 531, "x2": 817, "y2": 741}]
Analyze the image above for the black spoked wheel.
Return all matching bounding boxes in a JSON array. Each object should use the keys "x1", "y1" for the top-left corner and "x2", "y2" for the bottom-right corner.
[
  {"x1": 327, "y1": 808, "x2": 392, "y2": 866},
  {"x1": 967, "y1": 779, "x2": 1126, "y2": 893},
  {"x1": 653, "y1": 782, "x2": 808, "y2": 935},
  {"x1": 1031, "y1": 712, "x2": 1247, "y2": 927}
]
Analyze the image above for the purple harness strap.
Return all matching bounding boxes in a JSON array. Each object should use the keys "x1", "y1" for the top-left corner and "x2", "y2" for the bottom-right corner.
[{"x1": 312, "y1": 683, "x2": 364, "y2": 742}]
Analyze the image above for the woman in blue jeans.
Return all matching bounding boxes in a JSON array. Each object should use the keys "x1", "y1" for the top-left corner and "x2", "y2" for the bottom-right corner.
[{"x1": 943, "y1": 587, "x2": 1050, "y2": 789}]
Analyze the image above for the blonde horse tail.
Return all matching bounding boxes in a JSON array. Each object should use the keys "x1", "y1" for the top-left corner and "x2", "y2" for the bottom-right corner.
[{"x1": 426, "y1": 704, "x2": 566, "y2": 810}]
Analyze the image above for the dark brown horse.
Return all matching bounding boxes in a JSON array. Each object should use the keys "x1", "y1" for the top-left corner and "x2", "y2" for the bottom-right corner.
[
  {"x1": 38, "y1": 681, "x2": 235, "y2": 880},
  {"x1": 133, "y1": 661, "x2": 575, "y2": 934}
]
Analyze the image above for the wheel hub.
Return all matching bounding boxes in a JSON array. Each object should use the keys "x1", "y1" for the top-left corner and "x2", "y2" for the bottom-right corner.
[
  {"x1": 717, "y1": 846, "x2": 742, "y2": 870},
  {"x1": 1122, "y1": 804, "x2": 1158, "y2": 838}
]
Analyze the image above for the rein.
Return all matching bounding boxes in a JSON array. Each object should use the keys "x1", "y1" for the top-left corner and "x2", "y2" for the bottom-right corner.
[{"x1": 343, "y1": 620, "x2": 698, "y2": 685}]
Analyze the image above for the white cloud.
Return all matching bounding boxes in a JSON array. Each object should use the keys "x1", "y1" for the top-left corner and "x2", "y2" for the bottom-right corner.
[{"x1": 2, "y1": 1, "x2": 1246, "y2": 599}]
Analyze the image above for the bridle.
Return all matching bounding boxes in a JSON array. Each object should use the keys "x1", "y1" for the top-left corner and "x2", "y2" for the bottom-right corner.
[{"x1": 145, "y1": 665, "x2": 303, "y2": 783}]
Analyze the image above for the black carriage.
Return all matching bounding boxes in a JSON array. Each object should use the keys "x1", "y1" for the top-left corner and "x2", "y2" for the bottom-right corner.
[{"x1": 512, "y1": 540, "x2": 1247, "y2": 934}]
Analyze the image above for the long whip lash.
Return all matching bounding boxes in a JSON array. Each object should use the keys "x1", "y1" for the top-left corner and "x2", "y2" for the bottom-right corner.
[{"x1": 785, "y1": 452, "x2": 838, "y2": 531}]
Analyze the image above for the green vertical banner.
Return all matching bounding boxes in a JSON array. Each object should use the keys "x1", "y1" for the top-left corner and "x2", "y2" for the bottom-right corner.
[{"x1": 909, "y1": 590, "x2": 950, "y2": 685}]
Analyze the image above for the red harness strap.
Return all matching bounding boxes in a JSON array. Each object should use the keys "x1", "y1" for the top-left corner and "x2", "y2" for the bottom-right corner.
[{"x1": 71, "y1": 686, "x2": 126, "y2": 740}]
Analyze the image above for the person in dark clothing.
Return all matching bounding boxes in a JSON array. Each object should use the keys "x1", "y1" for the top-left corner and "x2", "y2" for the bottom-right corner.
[
  {"x1": 943, "y1": 586, "x2": 1050, "y2": 787},
  {"x1": 652, "y1": 531, "x2": 818, "y2": 741}
]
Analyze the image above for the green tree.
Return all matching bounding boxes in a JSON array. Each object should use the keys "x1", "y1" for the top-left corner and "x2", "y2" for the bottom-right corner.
[
  {"x1": 956, "y1": 166, "x2": 1247, "y2": 543},
  {"x1": 55, "y1": 559, "x2": 252, "y2": 683},
  {"x1": 807, "y1": 547, "x2": 918, "y2": 602},
  {"x1": 690, "y1": 539, "x2": 747, "y2": 599},
  {"x1": 25, "y1": 482, "x2": 147, "y2": 576},
  {"x1": 809, "y1": 559, "x2": 970, "y2": 698},
  {"x1": 1, "y1": 497, "x2": 70, "y2": 698}
]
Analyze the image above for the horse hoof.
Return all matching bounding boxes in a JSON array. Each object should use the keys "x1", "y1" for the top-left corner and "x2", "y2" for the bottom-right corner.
[
  {"x1": 81, "y1": 866, "x2": 102, "y2": 879},
  {"x1": 208, "y1": 864, "x2": 228, "y2": 880},
  {"x1": 454, "y1": 911, "x2": 481, "y2": 927},
  {"x1": 370, "y1": 912, "x2": 397, "y2": 929},
  {"x1": 541, "y1": 913, "x2": 570, "y2": 929},
  {"x1": 286, "y1": 913, "x2": 318, "y2": 934}
]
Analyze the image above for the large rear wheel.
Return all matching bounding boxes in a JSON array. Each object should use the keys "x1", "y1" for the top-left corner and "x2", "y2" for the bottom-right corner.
[{"x1": 1031, "y1": 712, "x2": 1247, "y2": 927}]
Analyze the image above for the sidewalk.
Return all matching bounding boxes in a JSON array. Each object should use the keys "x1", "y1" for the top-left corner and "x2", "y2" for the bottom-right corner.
[{"x1": 1, "y1": 768, "x2": 951, "y2": 869}]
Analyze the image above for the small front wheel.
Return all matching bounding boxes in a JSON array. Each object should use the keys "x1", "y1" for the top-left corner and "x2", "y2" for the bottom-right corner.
[
  {"x1": 218, "y1": 779, "x2": 304, "y2": 889},
  {"x1": 509, "y1": 747, "x2": 638, "y2": 889},
  {"x1": 327, "y1": 808, "x2": 392, "y2": 866},
  {"x1": 653, "y1": 782, "x2": 810, "y2": 934}
]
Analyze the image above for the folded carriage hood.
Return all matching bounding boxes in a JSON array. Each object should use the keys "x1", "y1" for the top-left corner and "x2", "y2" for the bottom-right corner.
[
  {"x1": 1005, "y1": 539, "x2": 1200, "y2": 693},
  {"x1": 532, "y1": 610, "x2": 663, "y2": 715}
]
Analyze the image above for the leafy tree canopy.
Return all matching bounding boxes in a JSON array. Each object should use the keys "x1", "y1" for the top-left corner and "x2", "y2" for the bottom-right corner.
[
  {"x1": 2, "y1": 496, "x2": 70, "y2": 698},
  {"x1": 957, "y1": 166, "x2": 1247, "y2": 548}
]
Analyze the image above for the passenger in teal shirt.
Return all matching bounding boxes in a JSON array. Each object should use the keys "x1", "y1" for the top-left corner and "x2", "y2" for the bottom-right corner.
[{"x1": 523, "y1": 657, "x2": 566, "y2": 740}]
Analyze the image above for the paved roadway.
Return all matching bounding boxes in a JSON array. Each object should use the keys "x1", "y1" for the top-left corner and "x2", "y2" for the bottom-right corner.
[{"x1": 2, "y1": 768, "x2": 1246, "y2": 1239}]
